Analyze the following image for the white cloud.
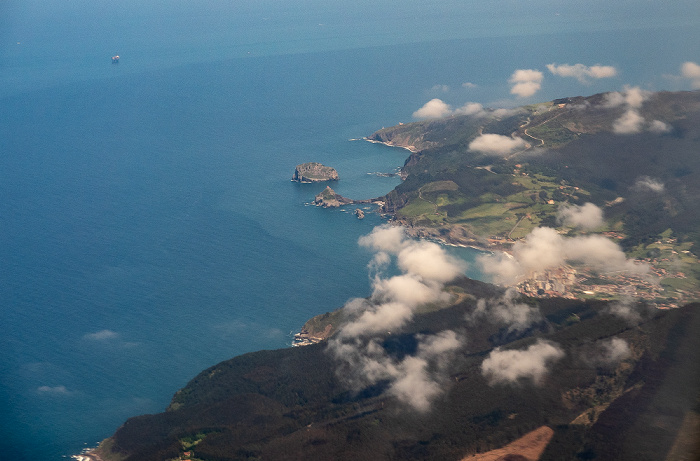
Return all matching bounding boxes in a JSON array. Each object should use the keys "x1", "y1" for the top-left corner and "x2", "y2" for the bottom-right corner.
[
  {"x1": 468, "y1": 133, "x2": 527, "y2": 156},
  {"x1": 563, "y1": 234, "x2": 647, "y2": 274},
  {"x1": 557, "y1": 202, "x2": 604, "y2": 230},
  {"x1": 83, "y1": 329, "x2": 119, "y2": 341},
  {"x1": 413, "y1": 99, "x2": 490, "y2": 120},
  {"x1": 358, "y1": 225, "x2": 407, "y2": 254},
  {"x1": 388, "y1": 355, "x2": 439, "y2": 411},
  {"x1": 453, "y1": 102, "x2": 486, "y2": 117},
  {"x1": 372, "y1": 274, "x2": 449, "y2": 309},
  {"x1": 613, "y1": 109, "x2": 645, "y2": 134},
  {"x1": 648, "y1": 120, "x2": 671, "y2": 134},
  {"x1": 547, "y1": 63, "x2": 618, "y2": 84},
  {"x1": 462, "y1": 82, "x2": 478, "y2": 88},
  {"x1": 360, "y1": 225, "x2": 467, "y2": 281},
  {"x1": 510, "y1": 69, "x2": 544, "y2": 84},
  {"x1": 329, "y1": 330, "x2": 464, "y2": 412},
  {"x1": 413, "y1": 98, "x2": 453, "y2": 119},
  {"x1": 397, "y1": 240, "x2": 467, "y2": 283},
  {"x1": 605, "y1": 297, "x2": 643, "y2": 324},
  {"x1": 470, "y1": 288, "x2": 541, "y2": 332},
  {"x1": 388, "y1": 330, "x2": 463, "y2": 411},
  {"x1": 633, "y1": 176, "x2": 665, "y2": 193},
  {"x1": 602, "y1": 91, "x2": 626, "y2": 108},
  {"x1": 342, "y1": 226, "x2": 464, "y2": 338},
  {"x1": 481, "y1": 339, "x2": 565, "y2": 385},
  {"x1": 477, "y1": 252, "x2": 523, "y2": 285},
  {"x1": 509, "y1": 69, "x2": 544, "y2": 98},
  {"x1": 329, "y1": 226, "x2": 470, "y2": 411},
  {"x1": 477, "y1": 227, "x2": 649, "y2": 285},
  {"x1": 430, "y1": 84, "x2": 450, "y2": 93},
  {"x1": 492, "y1": 107, "x2": 525, "y2": 118},
  {"x1": 623, "y1": 86, "x2": 650, "y2": 109},
  {"x1": 681, "y1": 61, "x2": 700, "y2": 89},
  {"x1": 598, "y1": 338, "x2": 631, "y2": 363},
  {"x1": 339, "y1": 300, "x2": 414, "y2": 338},
  {"x1": 582, "y1": 337, "x2": 632, "y2": 367},
  {"x1": 510, "y1": 81, "x2": 541, "y2": 98},
  {"x1": 603, "y1": 85, "x2": 651, "y2": 110},
  {"x1": 604, "y1": 86, "x2": 672, "y2": 134},
  {"x1": 368, "y1": 251, "x2": 391, "y2": 275},
  {"x1": 513, "y1": 227, "x2": 566, "y2": 274},
  {"x1": 418, "y1": 329, "x2": 463, "y2": 357}
]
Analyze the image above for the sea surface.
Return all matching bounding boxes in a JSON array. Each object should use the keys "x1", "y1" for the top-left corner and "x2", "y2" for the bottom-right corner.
[{"x1": 1, "y1": 1, "x2": 698, "y2": 459}]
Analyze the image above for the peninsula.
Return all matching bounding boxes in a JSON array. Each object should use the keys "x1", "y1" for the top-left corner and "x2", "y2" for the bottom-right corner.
[{"x1": 366, "y1": 90, "x2": 700, "y2": 307}]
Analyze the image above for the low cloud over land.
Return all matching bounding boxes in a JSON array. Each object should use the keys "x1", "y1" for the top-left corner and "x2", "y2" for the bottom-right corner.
[
  {"x1": 328, "y1": 226, "x2": 468, "y2": 411},
  {"x1": 602, "y1": 86, "x2": 670, "y2": 134},
  {"x1": 633, "y1": 176, "x2": 665, "y2": 193},
  {"x1": 412, "y1": 99, "x2": 490, "y2": 120},
  {"x1": 613, "y1": 109, "x2": 646, "y2": 134},
  {"x1": 586, "y1": 337, "x2": 631, "y2": 366},
  {"x1": 413, "y1": 98, "x2": 453, "y2": 119},
  {"x1": 468, "y1": 133, "x2": 526, "y2": 156},
  {"x1": 329, "y1": 330, "x2": 463, "y2": 412},
  {"x1": 478, "y1": 227, "x2": 649, "y2": 285},
  {"x1": 605, "y1": 297, "x2": 644, "y2": 325},
  {"x1": 469, "y1": 288, "x2": 541, "y2": 333},
  {"x1": 557, "y1": 202, "x2": 604, "y2": 230},
  {"x1": 481, "y1": 339, "x2": 565, "y2": 385}
]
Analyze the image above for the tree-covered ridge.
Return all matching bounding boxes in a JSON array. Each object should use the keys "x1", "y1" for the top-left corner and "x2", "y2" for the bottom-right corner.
[
  {"x1": 371, "y1": 91, "x2": 700, "y2": 242},
  {"x1": 92, "y1": 279, "x2": 699, "y2": 461}
]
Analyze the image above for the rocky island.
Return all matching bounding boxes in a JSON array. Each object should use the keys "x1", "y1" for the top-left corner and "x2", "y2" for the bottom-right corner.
[
  {"x1": 292, "y1": 162, "x2": 339, "y2": 182},
  {"x1": 313, "y1": 186, "x2": 353, "y2": 208}
]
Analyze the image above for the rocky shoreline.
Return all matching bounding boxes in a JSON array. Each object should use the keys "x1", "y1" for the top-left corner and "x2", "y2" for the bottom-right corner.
[
  {"x1": 312, "y1": 185, "x2": 384, "y2": 210},
  {"x1": 72, "y1": 450, "x2": 105, "y2": 461},
  {"x1": 363, "y1": 136, "x2": 419, "y2": 153}
]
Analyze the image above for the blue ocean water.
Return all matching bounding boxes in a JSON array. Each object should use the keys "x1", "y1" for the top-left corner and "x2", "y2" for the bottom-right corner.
[{"x1": 1, "y1": 1, "x2": 699, "y2": 459}]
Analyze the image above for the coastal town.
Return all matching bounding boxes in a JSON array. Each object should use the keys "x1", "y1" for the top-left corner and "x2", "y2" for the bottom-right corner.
[{"x1": 515, "y1": 233, "x2": 700, "y2": 309}]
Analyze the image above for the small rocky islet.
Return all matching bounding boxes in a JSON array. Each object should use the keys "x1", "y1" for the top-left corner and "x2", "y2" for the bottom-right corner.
[{"x1": 292, "y1": 162, "x2": 339, "y2": 183}]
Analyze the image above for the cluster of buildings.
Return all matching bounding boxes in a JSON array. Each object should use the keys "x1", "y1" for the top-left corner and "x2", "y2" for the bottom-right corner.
[
  {"x1": 516, "y1": 257, "x2": 699, "y2": 309},
  {"x1": 518, "y1": 267, "x2": 579, "y2": 298}
]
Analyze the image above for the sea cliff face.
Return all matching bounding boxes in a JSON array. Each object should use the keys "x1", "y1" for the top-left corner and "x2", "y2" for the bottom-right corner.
[{"x1": 293, "y1": 162, "x2": 339, "y2": 182}]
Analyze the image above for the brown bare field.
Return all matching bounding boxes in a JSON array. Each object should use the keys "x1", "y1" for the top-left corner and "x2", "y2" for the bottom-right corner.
[{"x1": 459, "y1": 426, "x2": 554, "y2": 461}]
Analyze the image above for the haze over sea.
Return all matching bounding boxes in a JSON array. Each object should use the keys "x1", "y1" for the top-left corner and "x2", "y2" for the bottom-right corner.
[{"x1": 1, "y1": 1, "x2": 698, "y2": 459}]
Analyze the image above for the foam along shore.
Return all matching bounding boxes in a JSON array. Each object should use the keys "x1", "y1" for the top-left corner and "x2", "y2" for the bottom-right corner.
[
  {"x1": 312, "y1": 185, "x2": 384, "y2": 209},
  {"x1": 364, "y1": 137, "x2": 418, "y2": 153}
]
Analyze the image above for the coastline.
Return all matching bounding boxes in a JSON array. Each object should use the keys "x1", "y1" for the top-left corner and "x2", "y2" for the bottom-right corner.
[
  {"x1": 363, "y1": 137, "x2": 419, "y2": 154},
  {"x1": 397, "y1": 219, "x2": 513, "y2": 253},
  {"x1": 72, "y1": 451, "x2": 105, "y2": 461}
]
